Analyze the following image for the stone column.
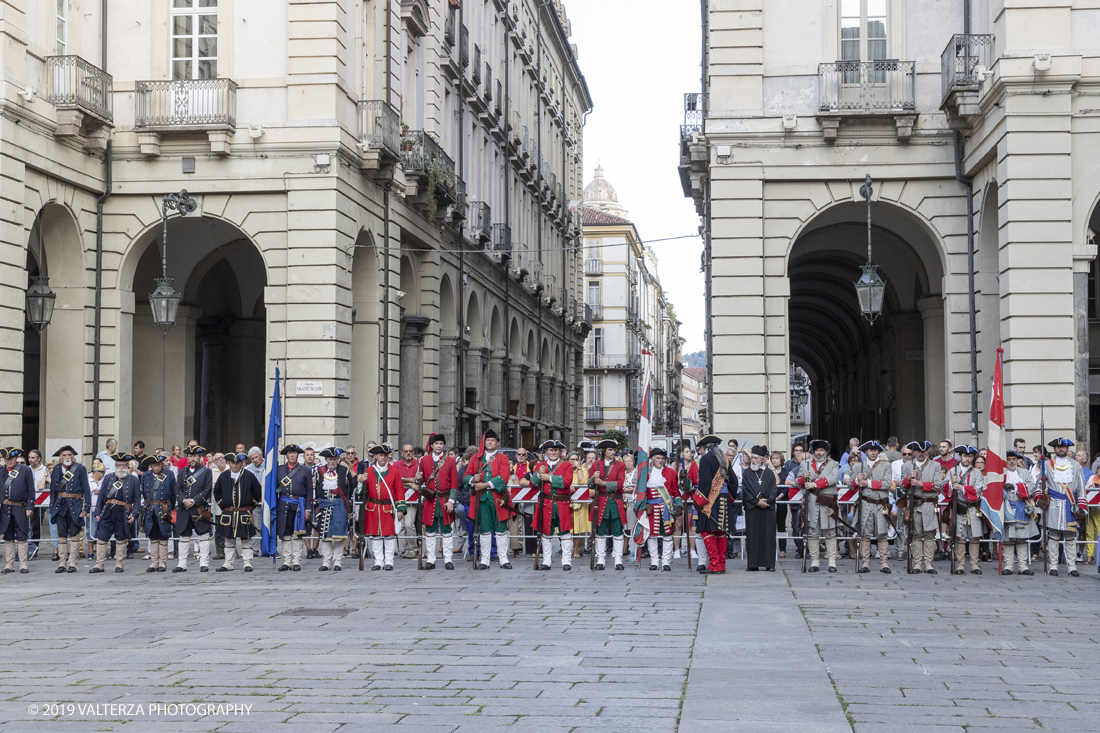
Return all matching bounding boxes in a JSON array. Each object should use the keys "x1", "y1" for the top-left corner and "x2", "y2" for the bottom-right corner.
[
  {"x1": 918, "y1": 297, "x2": 946, "y2": 442},
  {"x1": 1074, "y1": 269, "x2": 1090, "y2": 447},
  {"x1": 891, "y1": 312, "x2": 926, "y2": 442},
  {"x1": 488, "y1": 349, "x2": 505, "y2": 414},
  {"x1": 399, "y1": 316, "x2": 430, "y2": 447},
  {"x1": 438, "y1": 337, "x2": 458, "y2": 440}
]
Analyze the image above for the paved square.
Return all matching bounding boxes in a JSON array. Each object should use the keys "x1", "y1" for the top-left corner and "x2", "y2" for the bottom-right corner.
[{"x1": 0, "y1": 551, "x2": 1097, "y2": 732}]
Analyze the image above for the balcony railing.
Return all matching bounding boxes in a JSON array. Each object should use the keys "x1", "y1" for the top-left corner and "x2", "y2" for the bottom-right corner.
[
  {"x1": 485, "y1": 64, "x2": 493, "y2": 102},
  {"x1": 401, "y1": 130, "x2": 456, "y2": 187},
  {"x1": 585, "y1": 259, "x2": 602, "y2": 275},
  {"x1": 135, "y1": 78, "x2": 237, "y2": 130},
  {"x1": 459, "y1": 25, "x2": 469, "y2": 68},
  {"x1": 941, "y1": 34, "x2": 994, "y2": 103},
  {"x1": 585, "y1": 405, "x2": 604, "y2": 422},
  {"x1": 472, "y1": 45, "x2": 482, "y2": 86},
  {"x1": 492, "y1": 223, "x2": 511, "y2": 253},
  {"x1": 583, "y1": 303, "x2": 593, "y2": 327},
  {"x1": 444, "y1": 5, "x2": 456, "y2": 47},
  {"x1": 683, "y1": 92, "x2": 707, "y2": 132},
  {"x1": 469, "y1": 201, "x2": 491, "y2": 243},
  {"x1": 454, "y1": 178, "x2": 468, "y2": 220},
  {"x1": 357, "y1": 100, "x2": 400, "y2": 159},
  {"x1": 586, "y1": 353, "x2": 640, "y2": 371},
  {"x1": 495, "y1": 80, "x2": 503, "y2": 116},
  {"x1": 45, "y1": 55, "x2": 113, "y2": 123},
  {"x1": 818, "y1": 60, "x2": 915, "y2": 113},
  {"x1": 590, "y1": 303, "x2": 603, "y2": 320}
]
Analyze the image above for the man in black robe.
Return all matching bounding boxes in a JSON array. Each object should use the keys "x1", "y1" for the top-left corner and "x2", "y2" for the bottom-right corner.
[{"x1": 741, "y1": 445, "x2": 778, "y2": 571}]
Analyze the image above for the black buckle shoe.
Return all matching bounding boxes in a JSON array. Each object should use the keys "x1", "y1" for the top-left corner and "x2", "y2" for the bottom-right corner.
[
  {"x1": 244, "y1": 566, "x2": 253, "y2": 572},
  {"x1": 423, "y1": 563, "x2": 434, "y2": 570},
  {"x1": 1049, "y1": 569, "x2": 1058, "y2": 576},
  {"x1": 908, "y1": 569, "x2": 921, "y2": 574},
  {"x1": 1070, "y1": 569, "x2": 1080, "y2": 577},
  {"x1": 477, "y1": 563, "x2": 489, "y2": 570},
  {"x1": 216, "y1": 567, "x2": 231, "y2": 572},
  {"x1": 827, "y1": 567, "x2": 837, "y2": 573},
  {"x1": 173, "y1": 567, "x2": 187, "y2": 573},
  {"x1": 55, "y1": 566, "x2": 67, "y2": 574},
  {"x1": 1020, "y1": 568, "x2": 1033, "y2": 575},
  {"x1": 88, "y1": 567, "x2": 103, "y2": 574},
  {"x1": 649, "y1": 565, "x2": 658, "y2": 571},
  {"x1": 539, "y1": 565, "x2": 551, "y2": 571},
  {"x1": 318, "y1": 566, "x2": 329, "y2": 571},
  {"x1": 145, "y1": 567, "x2": 157, "y2": 573},
  {"x1": 384, "y1": 564, "x2": 393, "y2": 571},
  {"x1": 662, "y1": 565, "x2": 671, "y2": 571},
  {"x1": 67, "y1": 566, "x2": 78, "y2": 573},
  {"x1": 1001, "y1": 569, "x2": 1013, "y2": 575},
  {"x1": 595, "y1": 564, "x2": 605, "y2": 570},
  {"x1": 858, "y1": 567, "x2": 870, "y2": 573},
  {"x1": 278, "y1": 565, "x2": 290, "y2": 572},
  {"x1": 971, "y1": 569, "x2": 982, "y2": 575},
  {"x1": 561, "y1": 565, "x2": 570, "y2": 571},
  {"x1": 445, "y1": 562, "x2": 454, "y2": 570},
  {"x1": 880, "y1": 567, "x2": 891, "y2": 574},
  {"x1": 954, "y1": 569, "x2": 965, "y2": 575},
  {"x1": 292, "y1": 565, "x2": 301, "y2": 571},
  {"x1": 500, "y1": 563, "x2": 513, "y2": 570},
  {"x1": 808, "y1": 566, "x2": 820, "y2": 573},
  {"x1": 114, "y1": 567, "x2": 124, "y2": 573},
  {"x1": 925, "y1": 568, "x2": 937, "y2": 575},
  {"x1": 372, "y1": 565, "x2": 382, "y2": 571},
  {"x1": 333, "y1": 565, "x2": 342, "y2": 571},
  {"x1": 615, "y1": 563, "x2": 624, "y2": 570},
  {"x1": 199, "y1": 566, "x2": 209, "y2": 573}
]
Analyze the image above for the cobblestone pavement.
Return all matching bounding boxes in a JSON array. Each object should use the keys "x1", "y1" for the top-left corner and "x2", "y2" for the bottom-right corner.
[{"x1": 0, "y1": 549, "x2": 1097, "y2": 732}]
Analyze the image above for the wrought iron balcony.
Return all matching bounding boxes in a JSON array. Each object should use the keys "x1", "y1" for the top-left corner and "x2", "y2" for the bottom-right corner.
[
  {"x1": 584, "y1": 303, "x2": 593, "y2": 327},
  {"x1": 818, "y1": 60, "x2": 915, "y2": 114},
  {"x1": 585, "y1": 405, "x2": 604, "y2": 422},
  {"x1": 459, "y1": 25, "x2": 469, "y2": 68},
  {"x1": 495, "y1": 80, "x2": 503, "y2": 116},
  {"x1": 587, "y1": 353, "x2": 640, "y2": 371},
  {"x1": 485, "y1": 64, "x2": 493, "y2": 102},
  {"x1": 585, "y1": 259, "x2": 602, "y2": 275},
  {"x1": 472, "y1": 46, "x2": 482, "y2": 86},
  {"x1": 45, "y1": 55, "x2": 113, "y2": 124},
  {"x1": 401, "y1": 130, "x2": 455, "y2": 181},
  {"x1": 683, "y1": 92, "x2": 707, "y2": 136},
  {"x1": 357, "y1": 100, "x2": 400, "y2": 160},
  {"x1": 942, "y1": 34, "x2": 994, "y2": 103},
  {"x1": 590, "y1": 303, "x2": 603, "y2": 320},
  {"x1": 135, "y1": 78, "x2": 237, "y2": 130},
  {"x1": 453, "y1": 178, "x2": 468, "y2": 220},
  {"x1": 469, "y1": 201, "x2": 491, "y2": 243},
  {"x1": 444, "y1": 5, "x2": 456, "y2": 47},
  {"x1": 492, "y1": 223, "x2": 511, "y2": 254}
]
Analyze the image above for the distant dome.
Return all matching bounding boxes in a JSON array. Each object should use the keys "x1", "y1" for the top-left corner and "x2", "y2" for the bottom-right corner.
[{"x1": 582, "y1": 165, "x2": 629, "y2": 218}]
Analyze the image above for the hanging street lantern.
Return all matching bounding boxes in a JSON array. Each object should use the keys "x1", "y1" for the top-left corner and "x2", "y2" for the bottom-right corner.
[
  {"x1": 26, "y1": 209, "x2": 56, "y2": 332},
  {"x1": 150, "y1": 190, "x2": 198, "y2": 334},
  {"x1": 149, "y1": 276, "x2": 182, "y2": 334},
  {"x1": 853, "y1": 174, "x2": 886, "y2": 323}
]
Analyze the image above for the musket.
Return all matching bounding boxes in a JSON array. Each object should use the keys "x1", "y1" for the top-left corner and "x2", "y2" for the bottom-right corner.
[
  {"x1": 589, "y1": 467, "x2": 598, "y2": 571},
  {"x1": 413, "y1": 472, "x2": 424, "y2": 571},
  {"x1": 800, "y1": 475, "x2": 808, "y2": 573},
  {"x1": 1041, "y1": 404, "x2": 1049, "y2": 574},
  {"x1": 531, "y1": 462, "x2": 543, "y2": 570},
  {"x1": 679, "y1": 456, "x2": 691, "y2": 572}
]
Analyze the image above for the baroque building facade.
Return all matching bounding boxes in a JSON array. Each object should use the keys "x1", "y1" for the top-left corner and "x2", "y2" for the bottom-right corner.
[
  {"x1": 581, "y1": 167, "x2": 682, "y2": 442},
  {"x1": 4, "y1": 0, "x2": 591, "y2": 457},
  {"x1": 682, "y1": 0, "x2": 1100, "y2": 454}
]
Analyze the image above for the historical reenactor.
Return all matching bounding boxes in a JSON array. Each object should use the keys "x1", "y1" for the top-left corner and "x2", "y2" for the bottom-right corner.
[
  {"x1": 275, "y1": 444, "x2": 313, "y2": 571},
  {"x1": 174, "y1": 445, "x2": 214, "y2": 573},
  {"x1": 0, "y1": 448, "x2": 35, "y2": 574},
  {"x1": 91, "y1": 453, "x2": 140, "y2": 573},
  {"x1": 1036, "y1": 437, "x2": 1087, "y2": 577},
  {"x1": 590, "y1": 439, "x2": 627, "y2": 571},
  {"x1": 463, "y1": 430, "x2": 514, "y2": 570},
  {"x1": 692, "y1": 435, "x2": 736, "y2": 574},
  {"x1": 897, "y1": 440, "x2": 943, "y2": 574},
  {"x1": 1001, "y1": 448, "x2": 1038, "y2": 575},
  {"x1": 530, "y1": 440, "x2": 575, "y2": 571},
  {"x1": 741, "y1": 445, "x2": 778, "y2": 571},
  {"x1": 635, "y1": 447, "x2": 681, "y2": 571},
  {"x1": 797, "y1": 439, "x2": 841, "y2": 572},
  {"x1": 214, "y1": 451, "x2": 263, "y2": 572},
  {"x1": 419, "y1": 433, "x2": 459, "y2": 570},
  {"x1": 140, "y1": 455, "x2": 175, "y2": 572},
  {"x1": 852, "y1": 440, "x2": 894, "y2": 573},
  {"x1": 946, "y1": 445, "x2": 984, "y2": 575},
  {"x1": 313, "y1": 447, "x2": 351, "y2": 571},
  {"x1": 48, "y1": 445, "x2": 91, "y2": 574},
  {"x1": 362, "y1": 444, "x2": 405, "y2": 570}
]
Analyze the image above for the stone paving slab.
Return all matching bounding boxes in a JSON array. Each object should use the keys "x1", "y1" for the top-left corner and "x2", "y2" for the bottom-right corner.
[{"x1": 1, "y1": 551, "x2": 1099, "y2": 731}]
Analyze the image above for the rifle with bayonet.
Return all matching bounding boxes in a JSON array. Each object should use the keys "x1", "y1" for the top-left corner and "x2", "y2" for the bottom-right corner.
[{"x1": 1039, "y1": 404, "x2": 1049, "y2": 574}]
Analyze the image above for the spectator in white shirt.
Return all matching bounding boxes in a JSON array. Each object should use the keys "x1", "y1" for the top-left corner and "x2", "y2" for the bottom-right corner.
[{"x1": 95, "y1": 439, "x2": 117, "y2": 474}]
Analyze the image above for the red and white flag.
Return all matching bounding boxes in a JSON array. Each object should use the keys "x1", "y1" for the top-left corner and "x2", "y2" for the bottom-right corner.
[{"x1": 982, "y1": 346, "x2": 1005, "y2": 541}]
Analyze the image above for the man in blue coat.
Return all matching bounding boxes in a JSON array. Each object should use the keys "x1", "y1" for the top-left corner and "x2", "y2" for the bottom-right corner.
[
  {"x1": 0, "y1": 448, "x2": 35, "y2": 574},
  {"x1": 275, "y1": 444, "x2": 313, "y2": 571},
  {"x1": 91, "y1": 453, "x2": 140, "y2": 573},
  {"x1": 49, "y1": 445, "x2": 92, "y2": 574},
  {"x1": 140, "y1": 455, "x2": 175, "y2": 572},
  {"x1": 174, "y1": 445, "x2": 213, "y2": 573}
]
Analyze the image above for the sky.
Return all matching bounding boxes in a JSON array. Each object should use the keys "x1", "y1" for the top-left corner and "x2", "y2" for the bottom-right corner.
[{"x1": 566, "y1": 0, "x2": 706, "y2": 354}]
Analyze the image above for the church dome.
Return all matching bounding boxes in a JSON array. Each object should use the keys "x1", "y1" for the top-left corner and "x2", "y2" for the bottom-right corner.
[{"x1": 583, "y1": 165, "x2": 629, "y2": 218}]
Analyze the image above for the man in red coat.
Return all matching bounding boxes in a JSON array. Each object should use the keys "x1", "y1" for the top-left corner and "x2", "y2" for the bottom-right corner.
[
  {"x1": 362, "y1": 445, "x2": 406, "y2": 571},
  {"x1": 634, "y1": 448, "x2": 682, "y2": 571},
  {"x1": 530, "y1": 440, "x2": 574, "y2": 570},
  {"x1": 590, "y1": 439, "x2": 627, "y2": 570},
  {"x1": 419, "y1": 433, "x2": 459, "y2": 570}
]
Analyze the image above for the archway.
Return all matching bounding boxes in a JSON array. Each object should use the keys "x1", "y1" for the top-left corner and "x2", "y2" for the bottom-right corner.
[
  {"x1": 23, "y1": 202, "x2": 86, "y2": 455},
  {"x1": 975, "y1": 184, "x2": 1001, "y2": 432},
  {"x1": 789, "y1": 201, "x2": 946, "y2": 451},
  {"x1": 437, "y1": 274, "x2": 457, "y2": 441},
  {"x1": 351, "y1": 231, "x2": 381, "y2": 446},
  {"x1": 124, "y1": 216, "x2": 268, "y2": 451},
  {"x1": 461, "y1": 292, "x2": 482, "y2": 446}
]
